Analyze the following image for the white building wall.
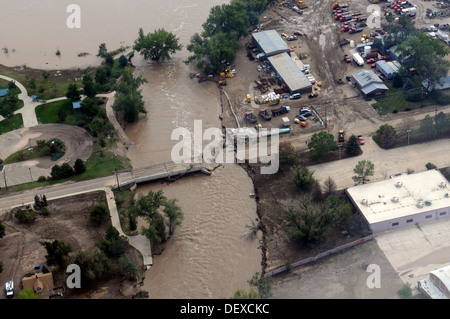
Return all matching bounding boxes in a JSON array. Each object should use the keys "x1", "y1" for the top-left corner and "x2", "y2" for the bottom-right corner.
[{"x1": 370, "y1": 207, "x2": 450, "y2": 233}]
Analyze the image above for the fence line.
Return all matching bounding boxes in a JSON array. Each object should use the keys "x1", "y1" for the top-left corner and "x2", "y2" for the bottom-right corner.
[{"x1": 266, "y1": 235, "x2": 374, "y2": 276}]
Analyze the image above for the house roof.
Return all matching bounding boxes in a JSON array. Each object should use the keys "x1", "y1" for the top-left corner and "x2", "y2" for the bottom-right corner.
[
  {"x1": 267, "y1": 52, "x2": 312, "y2": 93},
  {"x1": 422, "y1": 75, "x2": 450, "y2": 91},
  {"x1": 72, "y1": 100, "x2": 82, "y2": 109},
  {"x1": 252, "y1": 30, "x2": 289, "y2": 57},
  {"x1": 22, "y1": 272, "x2": 54, "y2": 297},
  {"x1": 361, "y1": 82, "x2": 389, "y2": 94},
  {"x1": 352, "y1": 69, "x2": 383, "y2": 87},
  {"x1": 0, "y1": 88, "x2": 9, "y2": 97},
  {"x1": 376, "y1": 60, "x2": 401, "y2": 75}
]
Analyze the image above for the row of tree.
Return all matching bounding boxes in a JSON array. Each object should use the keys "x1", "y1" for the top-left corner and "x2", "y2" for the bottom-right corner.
[
  {"x1": 49, "y1": 158, "x2": 86, "y2": 180},
  {"x1": 0, "y1": 81, "x2": 20, "y2": 119},
  {"x1": 185, "y1": 0, "x2": 269, "y2": 74}
]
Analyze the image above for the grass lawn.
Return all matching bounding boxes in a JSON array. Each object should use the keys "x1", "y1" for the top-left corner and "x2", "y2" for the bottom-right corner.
[
  {"x1": 0, "y1": 113, "x2": 23, "y2": 134},
  {"x1": 372, "y1": 82, "x2": 435, "y2": 115},
  {"x1": 4, "y1": 145, "x2": 51, "y2": 165},
  {"x1": 0, "y1": 78, "x2": 10, "y2": 89},
  {"x1": 36, "y1": 99, "x2": 85, "y2": 125}
]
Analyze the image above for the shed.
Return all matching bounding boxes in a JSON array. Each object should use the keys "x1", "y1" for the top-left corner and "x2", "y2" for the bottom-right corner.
[
  {"x1": 375, "y1": 60, "x2": 401, "y2": 80},
  {"x1": 72, "y1": 100, "x2": 82, "y2": 110},
  {"x1": 31, "y1": 95, "x2": 38, "y2": 102},
  {"x1": 351, "y1": 69, "x2": 388, "y2": 96},
  {"x1": 22, "y1": 272, "x2": 55, "y2": 298},
  {"x1": 0, "y1": 88, "x2": 9, "y2": 97},
  {"x1": 422, "y1": 75, "x2": 450, "y2": 91}
]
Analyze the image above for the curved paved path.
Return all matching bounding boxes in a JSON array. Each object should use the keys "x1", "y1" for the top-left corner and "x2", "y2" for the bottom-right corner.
[{"x1": 0, "y1": 74, "x2": 69, "y2": 128}]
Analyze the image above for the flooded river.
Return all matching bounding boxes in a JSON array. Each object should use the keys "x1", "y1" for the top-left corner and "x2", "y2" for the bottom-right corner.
[{"x1": 1, "y1": 0, "x2": 262, "y2": 298}]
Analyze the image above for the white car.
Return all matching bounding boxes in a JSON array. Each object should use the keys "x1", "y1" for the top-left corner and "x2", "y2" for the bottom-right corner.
[{"x1": 289, "y1": 93, "x2": 301, "y2": 100}]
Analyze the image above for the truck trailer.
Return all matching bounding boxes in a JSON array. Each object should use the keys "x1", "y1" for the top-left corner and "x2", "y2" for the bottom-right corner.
[{"x1": 352, "y1": 53, "x2": 364, "y2": 66}]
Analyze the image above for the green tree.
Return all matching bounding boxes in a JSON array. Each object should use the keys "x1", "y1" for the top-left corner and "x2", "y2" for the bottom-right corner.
[
  {"x1": 374, "y1": 124, "x2": 397, "y2": 149},
  {"x1": 90, "y1": 202, "x2": 109, "y2": 225},
  {"x1": 74, "y1": 158, "x2": 86, "y2": 175},
  {"x1": 392, "y1": 73, "x2": 404, "y2": 88},
  {"x1": 74, "y1": 249, "x2": 113, "y2": 287},
  {"x1": 162, "y1": 198, "x2": 184, "y2": 236},
  {"x1": 119, "y1": 55, "x2": 128, "y2": 67},
  {"x1": 403, "y1": 78, "x2": 413, "y2": 92},
  {"x1": 97, "y1": 43, "x2": 108, "y2": 58},
  {"x1": 352, "y1": 160, "x2": 375, "y2": 185},
  {"x1": 18, "y1": 288, "x2": 40, "y2": 299},
  {"x1": 50, "y1": 165, "x2": 62, "y2": 180},
  {"x1": 133, "y1": 28, "x2": 182, "y2": 62},
  {"x1": 61, "y1": 163, "x2": 74, "y2": 178},
  {"x1": 66, "y1": 83, "x2": 80, "y2": 101},
  {"x1": 292, "y1": 165, "x2": 315, "y2": 191},
  {"x1": 425, "y1": 162, "x2": 437, "y2": 170},
  {"x1": 14, "y1": 209, "x2": 36, "y2": 223},
  {"x1": 58, "y1": 108, "x2": 66, "y2": 122},
  {"x1": 113, "y1": 91, "x2": 144, "y2": 123},
  {"x1": 279, "y1": 141, "x2": 298, "y2": 165},
  {"x1": 345, "y1": 134, "x2": 361, "y2": 157},
  {"x1": 285, "y1": 197, "x2": 331, "y2": 244},
  {"x1": 105, "y1": 54, "x2": 114, "y2": 67},
  {"x1": 83, "y1": 75, "x2": 97, "y2": 98},
  {"x1": 40, "y1": 240, "x2": 72, "y2": 268},
  {"x1": 434, "y1": 111, "x2": 448, "y2": 135},
  {"x1": 324, "y1": 195, "x2": 352, "y2": 227},
  {"x1": 323, "y1": 176, "x2": 337, "y2": 197},
  {"x1": 117, "y1": 255, "x2": 138, "y2": 280},
  {"x1": 80, "y1": 97, "x2": 101, "y2": 118},
  {"x1": 420, "y1": 114, "x2": 435, "y2": 140},
  {"x1": 311, "y1": 181, "x2": 323, "y2": 202},
  {"x1": 398, "y1": 33, "x2": 450, "y2": 91},
  {"x1": 308, "y1": 131, "x2": 337, "y2": 159},
  {"x1": 248, "y1": 272, "x2": 272, "y2": 299},
  {"x1": 0, "y1": 221, "x2": 5, "y2": 238},
  {"x1": 231, "y1": 287, "x2": 260, "y2": 299}
]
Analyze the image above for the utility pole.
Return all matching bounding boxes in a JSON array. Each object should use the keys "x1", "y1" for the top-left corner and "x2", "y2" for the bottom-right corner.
[
  {"x1": 338, "y1": 144, "x2": 342, "y2": 160},
  {"x1": 407, "y1": 129, "x2": 411, "y2": 145},
  {"x1": 3, "y1": 170, "x2": 7, "y2": 191},
  {"x1": 112, "y1": 148, "x2": 120, "y2": 190}
]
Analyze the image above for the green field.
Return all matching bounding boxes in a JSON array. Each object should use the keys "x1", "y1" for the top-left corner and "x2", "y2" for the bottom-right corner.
[
  {"x1": 372, "y1": 82, "x2": 436, "y2": 115},
  {"x1": 0, "y1": 113, "x2": 23, "y2": 134},
  {"x1": 36, "y1": 99, "x2": 85, "y2": 125},
  {"x1": 4, "y1": 146, "x2": 50, "y2": 165}
]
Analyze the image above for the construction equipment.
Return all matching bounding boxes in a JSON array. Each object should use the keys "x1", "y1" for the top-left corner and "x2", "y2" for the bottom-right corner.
[
  {"x1": 298, "y1": 1, "x2": 308, "y2": 9},
  {"x1": 246, "y1": 94, "x2": 251, "y2": 103},
  {"x1": 338, "y1": 129, "x2": 345, "y2": 143}
]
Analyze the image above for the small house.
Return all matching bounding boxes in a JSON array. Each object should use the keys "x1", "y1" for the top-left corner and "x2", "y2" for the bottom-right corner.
[
  {"x1": 351, "y1": 69, "x2": 388, "y2": 97},
  {"x1": 22, "y1": 272, "x2": 55, "y2": 298},
  {"x1": 72, "y1": 100, "x2": 82, "y2": 112}
]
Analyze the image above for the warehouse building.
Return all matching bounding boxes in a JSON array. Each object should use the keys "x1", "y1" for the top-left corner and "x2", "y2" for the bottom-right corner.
[
  {"x1": 375, "y1": 60, "x2": 401, "y2": 80},
  {"x1": 418, "y1": 265, "x2": 450, "y2": 299},
  {"x1": 267, "y1": 52, "x2": 313, "y2": 94},
  {"x1": 346, "y1": 169, "x2": 450, "y2": 233},
  {"x1": 251, "y1": 30, "x2": 290, "y2": 57},
  {"x1": 351, "y1": 69, "x2": 388, "y2": 97}
]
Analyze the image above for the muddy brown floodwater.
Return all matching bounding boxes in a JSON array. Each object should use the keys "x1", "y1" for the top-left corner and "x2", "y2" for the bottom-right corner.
[{"x1": 1, "y1": 0, "x2": 263, "y2": 299}]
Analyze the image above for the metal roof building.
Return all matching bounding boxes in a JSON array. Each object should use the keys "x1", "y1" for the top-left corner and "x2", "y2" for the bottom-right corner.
[
  {"x1": 418, "y1": 265, "x2": 450, "y2": 299},
  {"x1": 422, "y1": 75, "x2": 450, "y2": 91},
  {"x1": 375, "y1": 60, "x2": 401, "y2": 80},
  {"x1": 267, "y1": 52, "x2": 312, "y2": 94},
  {"x1": 252, "y1": 30, "x2": 289, "y2": 57},
  {"x1": 351, "y1": 70, "x2": 388, "y2": 96},
  {"x1": 346, "y1": 169, "x2": 450, "y2": 233}
]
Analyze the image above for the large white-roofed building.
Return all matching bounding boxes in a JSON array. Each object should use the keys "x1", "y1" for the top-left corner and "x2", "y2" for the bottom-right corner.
[
  {"x1": 346, "y1": 169, "x2": 450, "y2": 233},
  {"x1": 418, "y1": 265, "x2": 450, "y2": 299}
]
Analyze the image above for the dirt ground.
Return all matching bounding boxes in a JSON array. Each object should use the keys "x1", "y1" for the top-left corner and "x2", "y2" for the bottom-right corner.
[
  {"x1": 0, "y1": 191, "x2": 143, "y2": 299},
  {"x1": 220, "y1": 0, "x2": 449, "y2": 299}
]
